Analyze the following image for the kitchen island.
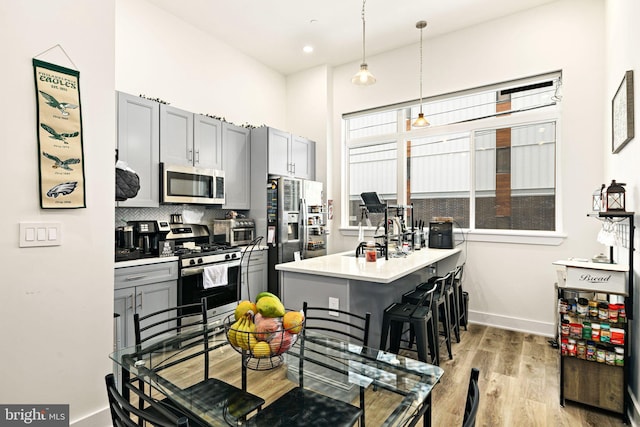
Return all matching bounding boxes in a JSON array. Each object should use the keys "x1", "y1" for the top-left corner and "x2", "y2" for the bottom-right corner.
[{"x1": 276, "y1": 247, "x2": 461, "y2": 348}]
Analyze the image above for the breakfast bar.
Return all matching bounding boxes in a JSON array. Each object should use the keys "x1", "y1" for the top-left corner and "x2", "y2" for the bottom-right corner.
[{"x1": 277, "y1": 247, "x2": 461, "y2": 348}]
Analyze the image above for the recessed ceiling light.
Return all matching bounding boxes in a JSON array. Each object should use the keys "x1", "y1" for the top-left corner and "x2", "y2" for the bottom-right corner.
[{"x1": 303, "y1": 45, "x2": 314, "y2": 53}]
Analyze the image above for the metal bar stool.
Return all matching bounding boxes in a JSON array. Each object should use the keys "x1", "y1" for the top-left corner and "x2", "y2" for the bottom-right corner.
[
  {"x1": 404, "y1": 272, "x2": 455, "y2": 360},
  {"x1": 453, "y1": 263, "x2": 468, "y2": 331},
  {"x1": 380, "y1": 281, "x2": 438, "y2": 365}
]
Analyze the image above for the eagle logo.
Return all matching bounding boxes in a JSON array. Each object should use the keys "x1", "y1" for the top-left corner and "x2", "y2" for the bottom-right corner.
[
  {"x1": 46, "y1": 181, "x2": 78, "y2": 198},
  {"x1": 39, "y1": 90, "x2": 78, "y2": 116},
  {"x1": 42, "y1": 152, "x2": 81, "y2": 171},
  {"x1": 40, "y1": 123, "x2": 79, "y2": 144}
]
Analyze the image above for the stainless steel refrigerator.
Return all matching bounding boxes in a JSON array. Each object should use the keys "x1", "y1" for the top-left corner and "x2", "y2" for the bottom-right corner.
[
  {"x1": 266, "y1": 177, "x2": 326, "y2": 296},
  {"x1": 267, "y1": 176, "x2": 301, "y2": 296}
]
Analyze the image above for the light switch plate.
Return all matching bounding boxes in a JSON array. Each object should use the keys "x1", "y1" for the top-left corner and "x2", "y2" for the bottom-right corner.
[
  {"x1": 19, "y1": 222, "x2": 62, "y2": 247},
  {"x1": 329, "y1": 297, "x2": 339, "y2": 317}
]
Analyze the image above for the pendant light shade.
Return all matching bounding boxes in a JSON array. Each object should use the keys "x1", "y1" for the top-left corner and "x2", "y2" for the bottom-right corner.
[
  {"x1": 352, "y1": 0, "x2": 376, "y2": 86},
  {"x1": 412, "y1": 20, "x2": 430, "y2": 127}
]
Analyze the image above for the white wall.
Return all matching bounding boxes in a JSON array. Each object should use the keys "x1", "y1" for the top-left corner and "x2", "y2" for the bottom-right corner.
[
  {"x1": 605, "y1": 0, "x2": 640, "y2": 422},
  {"x1": 0, "y1": 1, "x2": 115, "y2": 425},
  {"x1": 116, "y1": 0, "x2": 287, "y2": 129},
  {"x1": 299, "y1": 0, "x2": 607, "y2": 337}
]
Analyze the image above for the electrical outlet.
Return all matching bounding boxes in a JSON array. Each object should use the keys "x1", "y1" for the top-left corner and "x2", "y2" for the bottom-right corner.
[{"x1": 329, "y1": 297, "x2": 339, "y2": 317}]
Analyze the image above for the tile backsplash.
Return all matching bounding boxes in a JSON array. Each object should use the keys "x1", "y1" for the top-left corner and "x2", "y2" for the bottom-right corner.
[{"x1": 115, "y1": 206, "x2": 234, "y2": 227}]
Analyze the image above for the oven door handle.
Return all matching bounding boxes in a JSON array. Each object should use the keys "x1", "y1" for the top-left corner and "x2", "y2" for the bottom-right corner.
[{"x1": 181, "y1": 259, "x2": 241, "y2": 277}]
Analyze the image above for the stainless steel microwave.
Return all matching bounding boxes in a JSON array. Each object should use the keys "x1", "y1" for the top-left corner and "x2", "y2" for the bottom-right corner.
[{"x1": 160, "y1": 163, "x2": 225, "y2": 205}]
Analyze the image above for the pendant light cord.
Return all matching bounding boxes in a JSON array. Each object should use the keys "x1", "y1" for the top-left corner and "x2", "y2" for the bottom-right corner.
[
  {"x1": 361, "y1": 0, "x2": 367, "y2": 64},
  {"x1": 419, "y1": 24, "x2": 424, "y2": 113}
]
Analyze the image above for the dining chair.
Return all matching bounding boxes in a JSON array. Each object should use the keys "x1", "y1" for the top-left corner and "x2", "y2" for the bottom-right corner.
[
  {"x1": 105, "y1": 373, "x2": 190, "y2": 427},
  {"x1": 453, "y1": 263, "x2": 468, "y2": 330},
  {"x1": 252, "y1": 302, "x2": 371, "y2": 427},
  {"x1": 462, "y1": 368, "x2": 480, "y2": 427},
  {"x1": 132, "y1": 298, "x2": 264, "y2": 426}
]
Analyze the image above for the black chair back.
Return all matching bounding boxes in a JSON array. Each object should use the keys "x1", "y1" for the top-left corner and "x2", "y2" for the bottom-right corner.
[
  {"x1": 237, "y1": 236, "x2": 264, "y2": 301},
  {"x1": 105, "y1": 373, "x2": 189, "y2": 427},
  {"x1": 302, "y1": 301, "x2": 371, "y2": 346},
  {"x1": 462, "y1": 368, "x2": 480, "y2": 427}
]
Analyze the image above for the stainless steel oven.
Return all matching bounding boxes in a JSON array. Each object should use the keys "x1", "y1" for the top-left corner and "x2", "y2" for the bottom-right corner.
[
  {"x1": 165, "y1": 223, "x2": 240, "y2": 332},
  {"x1": 212, "y1": 219, "x2": 256, "y2": 247}
]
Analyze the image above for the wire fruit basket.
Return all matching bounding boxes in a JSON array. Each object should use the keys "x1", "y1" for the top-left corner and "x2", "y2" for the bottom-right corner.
[{"x1": 223, "y1": 311, "x2": 305, "y2": 370}]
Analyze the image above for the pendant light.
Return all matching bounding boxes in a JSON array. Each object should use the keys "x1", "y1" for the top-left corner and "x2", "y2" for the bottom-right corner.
[
  {"x1": 412, "y1": 20, "x2": 430, "y2": 127},
  {"x1": 352, "y1": 0, "x2": 376, "y2": 86}
]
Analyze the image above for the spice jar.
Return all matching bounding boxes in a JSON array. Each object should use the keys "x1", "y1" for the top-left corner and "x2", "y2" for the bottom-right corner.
[
  {"x1": 568, "y1": 298, "x2": 577, "y2": 313},
  {"x1": 586, "y1": 341, "x2": 596, "y2": 361},
  {"x1": 581, "y1": 322, "x2": 592, "y2": 340},
  {"x1": 567, "y1": 339, "x2": 577, "y2": 357},
  {"x1": 559, "y1": 298, "x2": 569, "y2": 314},
  {"x1": 560, "y1": 319, "x2": 570, "y2": 337},
  {"x1": 618, "y1": 305, "x2": 626, "y2": 323},
  {"x1": 576, "y1": 340, "x2": 586, "y2": 359},
  {"x1": 606, "y1": 350, "x2": 616, "y2": 365},
  {"x1": 598, "y1": 301, "x2": 609, "y2": 320},
  {"x1": 577, "y1": 298, "x2": 589, "y2": 316},
  {"x1": 608, "y1": 304, "x2": 619, "y2": 323},
  {"x1": 610, "y1": 328, "x2": 625, "y2": 345},
  {"x1": 588, "y1": 300, "x2": 599, "y2": 318},
  {"x1": 561, "y1": 338, "x2": 568, "y2": 356},
  {"x1": 600, "y1": 323, "x2": 610, "y2": 343},
  {"x1": 615, "y1": 347, "x2": 624, "y2": 366},
  {"x1": 596, "y1": 345, "x2": 606, "y2": 363},
  {"x1": 591, "y1": 323, "x2": 601, "y2": 341},
  {"x1": 569, "y1": 323, "x2": 582, "y2": 339}
]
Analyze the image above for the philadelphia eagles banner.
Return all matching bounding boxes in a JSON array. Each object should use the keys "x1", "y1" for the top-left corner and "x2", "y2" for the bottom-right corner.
[{"x1": 33, "y1": 59, "x2": 86, "y2": 208}]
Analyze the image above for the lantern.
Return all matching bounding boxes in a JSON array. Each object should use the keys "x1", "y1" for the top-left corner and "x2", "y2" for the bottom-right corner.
[
  {"x1": 605, "y1": 180, "x2": 626, "y2": 211},
  {"x1": 592, "y1": 184, "x2": 605, "y2": 211}
]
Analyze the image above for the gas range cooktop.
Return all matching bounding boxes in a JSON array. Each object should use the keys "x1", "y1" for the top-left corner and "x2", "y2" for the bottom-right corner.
[{"x1": 174, "y1": 244, "x2": 239, "y2": 258}]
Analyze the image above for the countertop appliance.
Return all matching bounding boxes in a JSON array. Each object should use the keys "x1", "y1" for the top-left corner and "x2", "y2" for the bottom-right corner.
[
  {"x1": 160, "y1": 163, "x2": 225, "y2": 205},
  {"x1": 212, "y1": 218, "x2": 256, "y2": 247},
  {"x1": 126, "y1": 220, "x2": 171, "y2": 257},
  {"x1": 165, "y1": 223, "x2": 241, "y2": 330}
]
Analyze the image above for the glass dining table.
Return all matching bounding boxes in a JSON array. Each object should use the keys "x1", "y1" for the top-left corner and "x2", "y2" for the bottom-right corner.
[{"x1": 109, "y1": 322, "x2": 444, "y2": 427}]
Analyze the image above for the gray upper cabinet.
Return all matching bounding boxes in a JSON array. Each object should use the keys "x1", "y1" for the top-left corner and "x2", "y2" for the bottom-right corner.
[
  {"x1": 222, "y1": 122, "x2": 251, "y2": 209},
  {"x1": 160, "y1": 105, "x2": 194, "y2": 167},
  {"x1": 259, "y1": 127, "x2": 316, "y2": 180},
  {"x1": 291, "y1": 135, "x2": 315, "y2": 180},
  {"x1": 160, "y1": 105, "x2": 222, "y2": 170},
  {"x1": 116, "y1": 92, "x2": 160, "y2": 207},
  {"x1": 194, "y1": 114, "x2": 222, "y2": 170}
]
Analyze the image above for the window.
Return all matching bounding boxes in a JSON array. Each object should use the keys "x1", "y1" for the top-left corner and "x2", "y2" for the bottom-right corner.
[{"x1": 344, "y1": 73, "x2": 560, "y2": 233}]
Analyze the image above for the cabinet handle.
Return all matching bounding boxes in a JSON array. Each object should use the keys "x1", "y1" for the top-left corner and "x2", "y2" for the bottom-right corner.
[
  {"x1": 124, "y1": 274, "x2": 146, "y2": 281},
  {"x1": 127, "y1": 294, "x2": 134, "y2": 311},
  {"x1": 188, "y1": 149, "x2": 193, "y2": 162},
  {"x1": 136, "y1": 291, "x2": 143, "y2": 310},
  {"x1": 292, "y1": 163, "x2": 296, "y2": 174},
  {"x1": 195, "y1": 149, "x2": 200, "y2": 164}
]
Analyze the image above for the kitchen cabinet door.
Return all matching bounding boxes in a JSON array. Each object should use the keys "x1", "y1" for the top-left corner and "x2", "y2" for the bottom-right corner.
[
  {"x1": 291, "y1": 135, "x2": 315, "y2": 180},
  {"x1": 114, "y1": 287, "x2": 135, "y2": 349},
  {"x1": 240, "y1": 250, "x2": 267, "y2": 301},
  {"x1": 116, "y1": 92, "x2": 160, "y2": 207},
  {"x1": 194, "y1": 114, "x2": 222, "y2": 170},
  {"x1": 267, "y1": 128, "x2": 291, "y2": 176},
  {"x1": 160, "y1": 105, "x2": 194, "y2": 167},
  {"x1": 222, "y1": 122, "x2": 251, "y2": 209}
]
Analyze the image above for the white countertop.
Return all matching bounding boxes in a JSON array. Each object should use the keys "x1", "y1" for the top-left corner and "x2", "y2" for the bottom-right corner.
[
  {"x1": 553, "y1": 259, "x2": 628, "y2": 272},
  {"x1": 114, "y1": 256, "x2": 178, "y2": 269},
  {"x1": 275, "y1": 247, "x2": 461, "y2": 283}
]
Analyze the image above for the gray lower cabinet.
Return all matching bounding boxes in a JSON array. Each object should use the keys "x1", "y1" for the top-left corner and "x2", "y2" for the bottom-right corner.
[
  {"x1": 240, "y1": 249, "x2": 267, "y2": 301},
  {"x1": 222, "y1": 122, "x2": 251, "y2": 209},
  {"x1": 116, "y1": 92, "x2": 160, "y2": 207},
  {"x1": 114, "y1": 261, "x2": 178, "y2": 348}
]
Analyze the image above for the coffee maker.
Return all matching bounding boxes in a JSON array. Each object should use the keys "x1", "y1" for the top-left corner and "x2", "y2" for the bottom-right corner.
[{"x1": 127, "y1": 220, "x2": 171, "y2": 256}]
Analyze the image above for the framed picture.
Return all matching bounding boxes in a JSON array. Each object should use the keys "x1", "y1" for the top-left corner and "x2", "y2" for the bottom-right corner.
[{"x1": 612, "y1": 70, "x2": 634, "y2": 154}]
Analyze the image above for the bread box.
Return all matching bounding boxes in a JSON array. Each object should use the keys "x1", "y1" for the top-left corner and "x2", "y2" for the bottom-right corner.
[{"x1": 553, "y1": 259, "x2": 628, "y2": 295}]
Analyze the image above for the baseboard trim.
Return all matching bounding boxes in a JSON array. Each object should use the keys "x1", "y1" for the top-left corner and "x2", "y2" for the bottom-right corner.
[
  {"x1": 71, "y1": 406, "x2": 111, "y2": 427},
  {"x1": 629, "y1": 386, "x2": 640, "y2": 427},
  {"x1": 468, "y1": 309, "x2": 555, "y2": 337}
]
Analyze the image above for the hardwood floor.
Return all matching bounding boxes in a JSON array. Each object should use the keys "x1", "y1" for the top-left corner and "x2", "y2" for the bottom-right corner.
[
  {"x1": 427, "y1": 324, "x2": 625, "y2": 427},
  {"x1": 147, "y1": 324, "x2": 626, "y2": 426}
]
